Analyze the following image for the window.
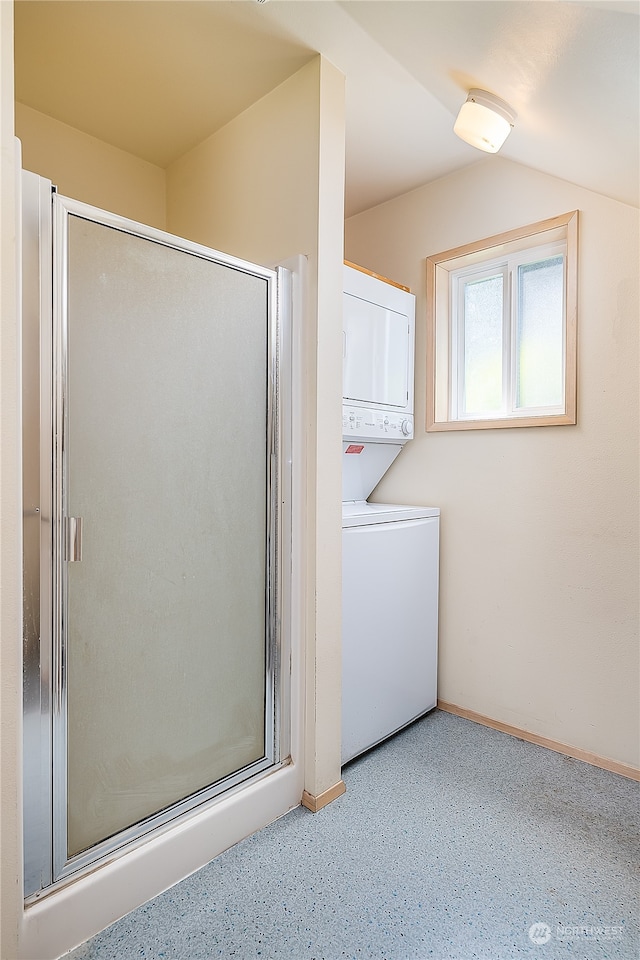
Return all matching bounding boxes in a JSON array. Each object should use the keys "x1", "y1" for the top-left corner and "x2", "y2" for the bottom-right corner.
[{"x1": 426, "y1": 211, "x2": 578, "y2": 431}]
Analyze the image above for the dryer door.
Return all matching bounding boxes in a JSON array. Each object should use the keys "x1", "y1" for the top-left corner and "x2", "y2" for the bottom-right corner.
[{"x1": 343, "y1": 293, "x2": 410, "y2": 409}]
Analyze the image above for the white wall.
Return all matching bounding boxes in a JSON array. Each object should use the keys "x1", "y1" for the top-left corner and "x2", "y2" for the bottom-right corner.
[
  {"x1": 15, "y1": 103, "x2": 166, "y2": 230},
  {"x1": 345, "y1": 157, "x2": 639, "y2": 769},
  {"x1": 167, "y1": 57, "x2": 346, "y2": 799}
]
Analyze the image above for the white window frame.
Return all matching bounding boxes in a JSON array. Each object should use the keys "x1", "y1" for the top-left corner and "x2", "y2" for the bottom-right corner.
[
  {"x1": 426, "y1": 211, "x2": 578, "y2": 432},
  {"x1": 450, "y1": 240, "x2": 567, "y2": 421}
]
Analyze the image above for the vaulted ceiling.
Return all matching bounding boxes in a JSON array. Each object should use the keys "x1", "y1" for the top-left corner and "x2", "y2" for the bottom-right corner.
[{"x1": 14, "y1": 0, "x2": 640, "y2": 217}]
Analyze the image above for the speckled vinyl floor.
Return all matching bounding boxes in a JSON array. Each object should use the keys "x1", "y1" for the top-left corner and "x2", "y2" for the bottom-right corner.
[{"x1": 68, "y1": 710, "x2": 639, "y2": 960}]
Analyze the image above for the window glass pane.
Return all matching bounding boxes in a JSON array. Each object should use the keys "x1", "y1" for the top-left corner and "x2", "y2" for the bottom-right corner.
[
  {"x1": 462, "y1": 274, "x2": 503, "y2": 414},
  {"x1": 516, "y1": 256, "x2": 564, "y2": 409}
]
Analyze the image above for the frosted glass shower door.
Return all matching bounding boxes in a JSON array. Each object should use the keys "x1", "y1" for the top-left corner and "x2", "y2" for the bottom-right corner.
[{"x1": 53, "y1": 200, "x2": 278, "y2": 877}]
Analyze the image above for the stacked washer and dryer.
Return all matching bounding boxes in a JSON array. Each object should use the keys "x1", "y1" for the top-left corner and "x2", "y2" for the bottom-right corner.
[{"x1": 341, "y1": 263, "x2": 440, "y2": 765}]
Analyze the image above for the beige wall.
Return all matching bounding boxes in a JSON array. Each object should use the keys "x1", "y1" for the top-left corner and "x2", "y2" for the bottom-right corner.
[
  {"x1": 15, "y1": 102, "x2": 166, "y2": 229},
  {"x1": 167, "y1": 57, "x2": 345, "y2": 797},
  {"x1": 167, "y1": 61, "x2": 316, "y2": 264},
  {"x1": 345, "y1": 156, "x2": 640, "y2": 769},
  {"x1": 309, "y1": 58, "x2": 346, "y2": 796}
]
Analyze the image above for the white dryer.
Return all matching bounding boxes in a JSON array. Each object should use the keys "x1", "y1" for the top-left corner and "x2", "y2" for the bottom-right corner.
[{"x1": 341, "y1": 264, "x2": 439, "y2": 764}]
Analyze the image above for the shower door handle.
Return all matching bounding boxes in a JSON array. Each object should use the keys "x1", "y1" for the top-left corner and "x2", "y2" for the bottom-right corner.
[{"x1": 65, "y1": 516, "x2": 83, "y2": 562}]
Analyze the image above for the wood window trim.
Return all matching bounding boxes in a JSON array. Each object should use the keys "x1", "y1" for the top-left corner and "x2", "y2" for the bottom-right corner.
[{"x1": 426, "y1": 210, "x2": 578, "y2": 432}]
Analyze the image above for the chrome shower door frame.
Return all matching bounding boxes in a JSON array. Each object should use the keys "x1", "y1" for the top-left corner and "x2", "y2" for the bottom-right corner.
[{"x1": 22, "y1": 171, "x2": 54, "y2": 897}]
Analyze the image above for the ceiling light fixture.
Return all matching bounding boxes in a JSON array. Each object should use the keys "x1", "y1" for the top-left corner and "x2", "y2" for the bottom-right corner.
[{"x1": 454, "y1": 89, "x2": 516, "y2": 154}]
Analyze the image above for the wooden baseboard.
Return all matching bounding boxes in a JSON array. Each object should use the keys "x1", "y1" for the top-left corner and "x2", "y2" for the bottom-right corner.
[
  {"x1": 301, "y1": 780, "x2": 346, "y2": 813},
  {"x1": 437, "y1": 700, "x2": 640, "y2": 782}
]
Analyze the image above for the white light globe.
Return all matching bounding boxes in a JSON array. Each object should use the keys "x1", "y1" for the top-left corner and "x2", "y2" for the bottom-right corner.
[{"x1": 454, "y1": 90, "x2": 516, "y2": 154}]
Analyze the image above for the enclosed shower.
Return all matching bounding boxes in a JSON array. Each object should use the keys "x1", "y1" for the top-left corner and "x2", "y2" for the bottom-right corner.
[{"x1": 22, "y1": 171, "x2": 293, "y2": 897}]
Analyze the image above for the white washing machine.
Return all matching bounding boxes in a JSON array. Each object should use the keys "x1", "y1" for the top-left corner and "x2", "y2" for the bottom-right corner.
[
  {"x1": 342, "y1": 501, "x2": 440, "y2": 764},
  {"x1": 342, "y1": 264, "x2": 439, "y2": 764}
]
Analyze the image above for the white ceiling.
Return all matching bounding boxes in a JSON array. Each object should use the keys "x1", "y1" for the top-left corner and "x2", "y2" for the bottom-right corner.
[{"x1": 14, "y1": 0, "x2": 640, "y2": 217}]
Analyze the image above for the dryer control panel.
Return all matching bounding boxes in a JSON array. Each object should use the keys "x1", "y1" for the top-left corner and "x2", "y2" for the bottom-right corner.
[{"x1": 343, "y1": 404, "x2": 413, "y2": 442}]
